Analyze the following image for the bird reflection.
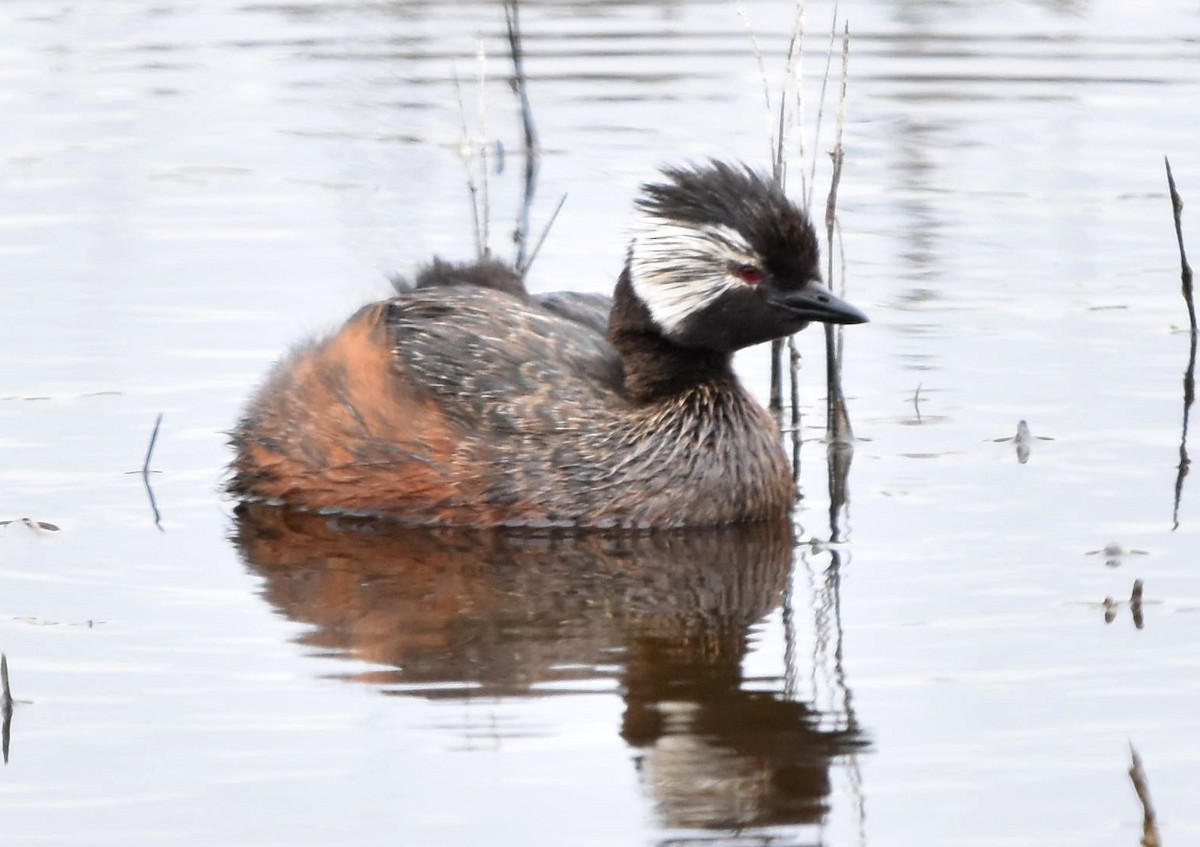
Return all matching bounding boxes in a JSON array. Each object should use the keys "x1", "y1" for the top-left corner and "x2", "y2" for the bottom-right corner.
[
  {"x1": 232, "y1": 503, "x2": 869, "y2": 835},
  {"x1": 622, "y1": 625, "x2": 862, "y2": 831}
]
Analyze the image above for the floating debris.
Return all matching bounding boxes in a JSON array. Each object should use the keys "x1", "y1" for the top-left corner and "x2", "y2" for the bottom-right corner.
[
  {"x1": 1085, "y1": 542, "x2": 1149, "y2": 569},
  {"x1": 991, "y1": 420, "x2": 1054, "y2": 464},
  {"x1": 2, "y1": 390, "x2": 123, "y2": 402},
  {"x1": 1088, "y1": 581, "x2": 1154, "y2": 628},
  {"x1": 0, "y1": 518, "x2": 60, "y2": 533},
  {"x1": 11, "y1": 616, "x2": 106, "y2": 628}
]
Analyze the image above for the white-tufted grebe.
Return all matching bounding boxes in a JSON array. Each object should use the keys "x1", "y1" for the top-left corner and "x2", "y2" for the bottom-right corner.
[{"x1": 229, "y1": 161, "x2": 867, "y2": 528}]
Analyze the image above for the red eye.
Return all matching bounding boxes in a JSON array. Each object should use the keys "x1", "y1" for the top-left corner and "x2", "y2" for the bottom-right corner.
[{"x1": 735, "y1": 264, "x2": 764, "y2": 285}]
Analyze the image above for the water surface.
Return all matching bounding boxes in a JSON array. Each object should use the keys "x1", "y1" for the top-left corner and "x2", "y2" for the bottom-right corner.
[{"x1": 3, "y1": 1, "x2": 1200, "y2": 844}]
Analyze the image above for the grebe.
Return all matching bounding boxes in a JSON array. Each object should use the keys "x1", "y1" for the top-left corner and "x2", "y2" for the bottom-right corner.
[{"x1": 229, "y1": 161, "x2": 867, "y2": 528}]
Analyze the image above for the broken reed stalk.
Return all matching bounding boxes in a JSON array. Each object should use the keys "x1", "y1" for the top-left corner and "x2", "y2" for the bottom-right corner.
[
  {"x1": 734, "y1": 0, "x2": 774, "y2": 168},
  {"x1": 1167, "y1": 158, "x2": 1195, "y2": 530},
  {"x1": 1128, "y1": 744, "x2": 1162, "y2": 847},
  {"x1": 452, "y1": 65, "x2": 486, "y2": 260},
  {"x1": 742, "y1": 4, "x2": 857, "y2": 454},
  {"x1": 774, "y1": 1, "x2": 806, "y2": 192},
  {"x1": 784, "y1": 5, "x2": 808, "y2": 428},
  {"x1": 789, "y1": 336, "x2": 802, "y2": 427},
  {"x1": 805, "y1": 1, "x2": 841, "y2": 210},
  {"x1": 506, "y1": 0, "x2": 541, "y2": 274},
  {"x1": 745, "y1": 0, "x2": 802, "y2": 414},
  {"x1": 834, "y1": 215, "x2": 849, "y2": 364},
  {"x1": 823, "y1": 23, "x2": 852, "y2": 442},
  {"x1": 476, "y1": 42, "x2": 491, "y2": 259},
  {"x1": 789, "y1": 336, "x2": 802, "y2": 483},
  {"x1": 770, "y1": 339, "x2": 784, "y2": 413},
  {"x1": 523, "y1": 193, "x2": 566, "y2": 277}
]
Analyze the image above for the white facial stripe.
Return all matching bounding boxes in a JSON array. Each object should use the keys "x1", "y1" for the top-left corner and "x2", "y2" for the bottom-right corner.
[{"x1": 629, "y1": 216, "x2": 760, "y2": 335}]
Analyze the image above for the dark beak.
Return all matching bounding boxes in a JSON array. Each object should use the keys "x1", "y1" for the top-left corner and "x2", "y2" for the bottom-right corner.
[{"x1": 768, "y1": 282, "x2": 868, "y2": 325}]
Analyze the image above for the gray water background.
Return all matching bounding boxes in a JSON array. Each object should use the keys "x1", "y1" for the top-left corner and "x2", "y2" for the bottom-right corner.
[{"x1": 3, "y1": 1, "x2": 1200, "y2": 844}]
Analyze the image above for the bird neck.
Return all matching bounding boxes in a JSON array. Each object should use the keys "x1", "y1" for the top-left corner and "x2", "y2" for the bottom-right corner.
[{"x1": 608, "y1": 267, "x2": 735, "y2": 403}]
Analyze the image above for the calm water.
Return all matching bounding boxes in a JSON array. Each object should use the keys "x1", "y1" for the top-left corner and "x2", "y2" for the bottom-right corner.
[{"x1": 3, "y1": 0, "x2": 1200, "y2": 844}]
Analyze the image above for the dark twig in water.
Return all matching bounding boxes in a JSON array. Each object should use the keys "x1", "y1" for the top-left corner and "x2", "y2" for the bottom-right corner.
[
  {"x1": 1, "y1": 654, "x2": 11, "y2": 713},
  {"x1": 770, "y1": 338, "x2": 783, "y2": 414},
  {"x1": 1172, "y1": 332, "x2": 1194, "y2": 532},
  {"x1": 1128, "y1": 744, "x2": 1162, "y2": 847},
  {"x1": 123, "y1": 413, "x2": 164, "y2": 528},
  {"x1": 1165, "y1": 157, "x2": 1195, "y2": 334},
  {"x1": 1166, "y1": 159, "x2": 1195, "y2": 530},
  {"x1": 782, "y1": 323, "x2": 801, "y2": 439},
  {"x1": 1130, "y1": 579, "x2": 1146, "y2": 630},
  {"x1": 505, "y1": 0, "x2": 541, "y2": 273},
  {"x1": 142, "y1": 412, "x2": 163, "y2": 476},
  {"x1": 2, "y1": 653, "x2": 12, "y2": 764},
  {"x1": 142, "y1": 473, "x2": 164, "y2": 532},
  {"x1": 523, "y1": 193, "x2": 567, "y2": 279},
  {"x1": 788, "y1": 336, "x2": 801, "y2": 428},
  {"x1": 143, "y1": 413, "x2": 164, "y2": 532}
]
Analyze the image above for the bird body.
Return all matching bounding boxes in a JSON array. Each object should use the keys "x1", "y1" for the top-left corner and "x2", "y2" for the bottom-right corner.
[{"x1": 229, "y1": 162, "x2": 867, "y2": 528}]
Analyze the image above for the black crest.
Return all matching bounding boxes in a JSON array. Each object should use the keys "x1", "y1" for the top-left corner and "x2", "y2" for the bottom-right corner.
[{"x1": 635, "y1": 161, "x2": 820, "y2": 286}]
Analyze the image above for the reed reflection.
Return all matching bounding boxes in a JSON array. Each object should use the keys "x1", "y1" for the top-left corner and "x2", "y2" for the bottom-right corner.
[{"x1": 233, "y1": 504, "x2": 868, "y2": 834}]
